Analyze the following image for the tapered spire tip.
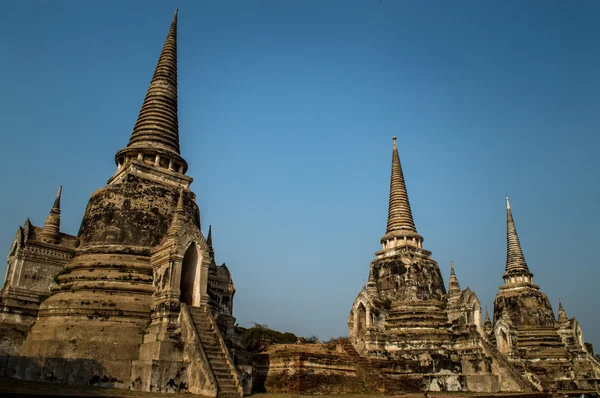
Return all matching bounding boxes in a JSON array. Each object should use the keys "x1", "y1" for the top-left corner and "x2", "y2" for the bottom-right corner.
[
  {"x1": 384, "y1": 136, "x2": 418, "y2": 235},
  {"x1": 53, "y1": 185, "x2": 62, "y2": 210}
]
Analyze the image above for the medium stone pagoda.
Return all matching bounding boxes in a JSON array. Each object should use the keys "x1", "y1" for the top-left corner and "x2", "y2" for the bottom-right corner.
[
  {"x1": 489, "y1": 197, "x2": 600, "y2": 390},
  {"x1": 348, "y1": 137, "x2": 532, "y2": 392},
  {"x1": 0, "y1": 11, "x2": 242, "y2": 397}
]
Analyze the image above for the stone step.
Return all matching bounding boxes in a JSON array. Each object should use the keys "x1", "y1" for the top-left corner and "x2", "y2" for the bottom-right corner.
[
  {"x1": 207, "y1": 355, "x2": 227, "y2": 362},
  {"x1": 198, "y1": 336, "x2": 219, "y2": 344},
  {"x1": 219, "y1": 385, "x2": 239, "y2": 392},
  {"x1": 198, "y1": 332, "x2": 218, "y2": 342},
  {"x1": 206, "y1": 353, "x2": 226, "y2": 360}
]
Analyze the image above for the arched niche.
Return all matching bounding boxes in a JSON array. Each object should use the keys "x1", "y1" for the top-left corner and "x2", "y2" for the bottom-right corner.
[
  {"x1": 356, "y1": 302, "x2": 367, "y2": 336},
  {"x1": 180, "y1": 242, "x2": 204, "y2": 307},
  {"x1": 498, "y1": 328, "x2": 509, "y2": 354}
]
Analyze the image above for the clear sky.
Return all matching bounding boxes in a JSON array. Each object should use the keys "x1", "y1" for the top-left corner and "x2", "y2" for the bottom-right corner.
[{"x1": 1, "y1": 1, "x2": 599, "y2": 349}]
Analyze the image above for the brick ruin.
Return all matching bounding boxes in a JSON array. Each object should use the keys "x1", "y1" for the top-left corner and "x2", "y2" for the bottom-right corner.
[{"x1": 0, "y1": 10, "x2": 599, "y2": 397}]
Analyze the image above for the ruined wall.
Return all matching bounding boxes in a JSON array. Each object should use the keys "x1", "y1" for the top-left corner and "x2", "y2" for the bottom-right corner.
[{"x1": 253, "y1": 344, "x2": 372, "y2": 394}]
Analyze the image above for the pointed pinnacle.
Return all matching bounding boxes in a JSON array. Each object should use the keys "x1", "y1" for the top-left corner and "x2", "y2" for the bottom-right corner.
[
  {"x1": 558, "y1": 297, "x2": 564, "y2": 311},
  {"x1": 207, "y1": 224, "x2": 213, "y2": 247},
  {"x1": 53, "y1": 185, "x2": 62, "y2": 210},
  {"x1": 450, "y1": 261, "x2": 455, "y2": 276},
  {"x1": 557, "y1": 297, "x2": 568, "y2": 323}
]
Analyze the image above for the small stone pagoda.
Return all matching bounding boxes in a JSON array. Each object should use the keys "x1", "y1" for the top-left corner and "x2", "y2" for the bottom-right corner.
[
  {"x1": 489, "y1": 197, "x2": 600, "y2": 390},
  {"x1": 348, "y1": 137, "x2": 532, "y2": 392},
  {"x1": 0, "y1": 187, "x2": 77, "y2": 355},
  {"x1": 0, "y1": 11, "x2": 242, "y2": 397}
]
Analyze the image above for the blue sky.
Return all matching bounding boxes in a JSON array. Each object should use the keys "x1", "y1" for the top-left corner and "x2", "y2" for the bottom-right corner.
[{"x1": 1, "y1": 1, "x2": 599, "y2": 349}]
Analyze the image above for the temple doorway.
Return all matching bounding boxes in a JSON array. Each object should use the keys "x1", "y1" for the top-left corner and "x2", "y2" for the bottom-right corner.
[{"x1": 180, "y1": 243, "x2": 201, "y2": 306}]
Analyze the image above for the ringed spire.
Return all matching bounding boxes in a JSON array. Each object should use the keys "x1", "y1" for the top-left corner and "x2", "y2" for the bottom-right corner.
[
  {"x1": 505, "y1": 196, "x2": 530, "y2": 275},
  {"x1": 115, "y1": 9, "x2": 188, "y2": 174},
  {"x1": 380, "y1": 137, "x2": 423, "y2": 249},
  {"x1": 386, "y1": 137, "x2": 417, "y2": 233}
]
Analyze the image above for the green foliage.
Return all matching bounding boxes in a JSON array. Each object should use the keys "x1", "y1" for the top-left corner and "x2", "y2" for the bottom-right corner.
[
  {"x1": 235, "y1": 323, "x2": 301, "y2": 350},
  {"x1": 241, "y1": 325, "x2": 298, "y2": 346},
  {"x1": 302, "y1": 335, "x2": 319, "y2": 344}
]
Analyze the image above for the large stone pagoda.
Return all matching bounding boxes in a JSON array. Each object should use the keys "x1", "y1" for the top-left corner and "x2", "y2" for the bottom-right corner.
[
  {"x1": 489, "y1": 197, "x2": 600, "y2": 390},
  {"x1": 0, "y1": 11, "x2": 242, "y2": 397},
  {"x1": 348, "y1": 137, "x2": 532, "y2": 392}
]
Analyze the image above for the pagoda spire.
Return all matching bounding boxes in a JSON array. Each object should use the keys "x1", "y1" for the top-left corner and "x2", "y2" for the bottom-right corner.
[
  {"x1": 386, "y1": 137, "x2": 417, "y2": 233},
  {"x1": 380, "y1": 137, "x2": 422, "y2": 249},
  {"x1": 504, "y1": 196, "x2": 532, "y2": 282},
  {"x1": 115, "y1": 10, "x2": 188, "y2": 175},
  {"x1": 40, "y1": 186, "x2": 62, "y2": 244},
  {"x1": 207, "y1": 225, "x2": 216, "y2": 265},
  {"x1": 484, "y1": 306, "x2": 493, "y2": 333},
  {"x1": 557, "y1": 298, "x2": 568, "y2": 323},
  {"x1": 448, "y1": 261, "x2": 461, "y2": 295}
]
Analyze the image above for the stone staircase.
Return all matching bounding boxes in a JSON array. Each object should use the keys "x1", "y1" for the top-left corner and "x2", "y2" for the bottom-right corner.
[
  {"x1": 480, "y1": 337, "x2": 541, "y2": 391},
  {"x1": 341, "y1": 339, "x2": 405, "y2": 395},
  {"x1": 188, "y1": 306, "x2": 242, "y2": 398}
]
